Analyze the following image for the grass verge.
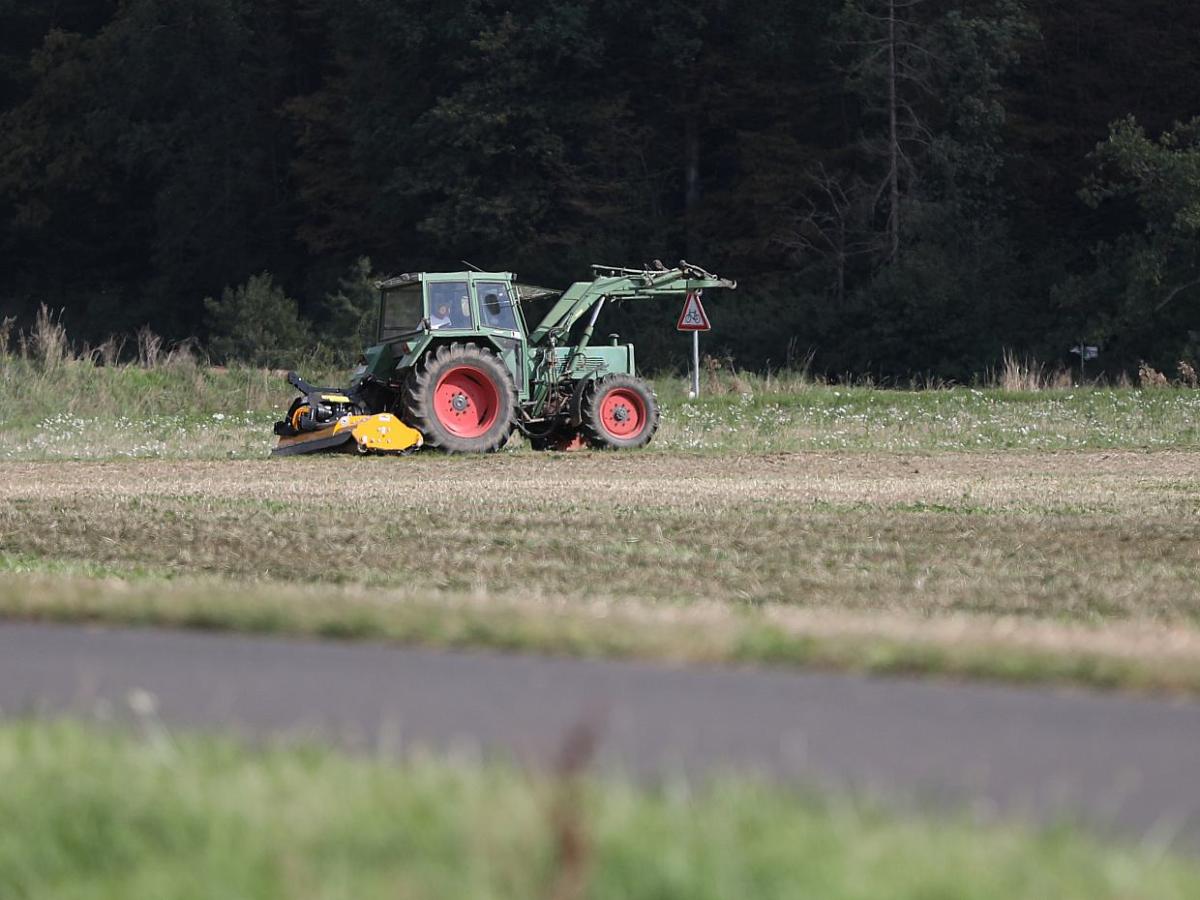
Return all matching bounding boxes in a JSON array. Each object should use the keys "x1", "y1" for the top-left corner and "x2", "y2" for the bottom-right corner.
[
  {"x1": 5, "y1": 572, "x2": 1200, "y2": 695},
  {"x1": 3, "y1": 720, "x2": 1198, "y2": 899}
]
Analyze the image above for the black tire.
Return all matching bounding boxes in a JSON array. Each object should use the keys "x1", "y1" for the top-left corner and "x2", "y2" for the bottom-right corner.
[
  {"x1": 582, "y1": 374, "x2": 659, "y2": 449},
  {"x1": 406, "y1": 343, "x2": 517, "y2": 453},
  {"x1": 528, "y1": 427, "x2": 561, "y2": 451}
]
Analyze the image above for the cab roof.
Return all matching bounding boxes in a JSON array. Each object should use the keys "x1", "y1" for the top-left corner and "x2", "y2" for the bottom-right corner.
[
  {"x1": 376, "y1": 271, "x2": 512, "y2": 290},
  {"x1": 376, "y1": 271, "x2": 560, "y2": 301}
]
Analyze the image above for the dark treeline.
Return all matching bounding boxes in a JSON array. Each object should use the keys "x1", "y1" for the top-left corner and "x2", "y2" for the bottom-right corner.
[{"x1": 1, "y1": 0, "x2": 1198, "y2": 378}]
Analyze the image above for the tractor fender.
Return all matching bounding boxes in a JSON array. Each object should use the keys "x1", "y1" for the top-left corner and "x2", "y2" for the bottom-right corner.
[{"x1": 567, "y1": 375, "x2": 597, "y2": 427}]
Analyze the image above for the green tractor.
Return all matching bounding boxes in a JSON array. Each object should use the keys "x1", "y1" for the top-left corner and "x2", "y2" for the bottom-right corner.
[{"x1": 273, "y1": 261, "x2": 736, "y2": 455}]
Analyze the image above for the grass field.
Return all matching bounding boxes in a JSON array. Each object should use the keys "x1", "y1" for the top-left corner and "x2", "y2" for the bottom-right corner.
[
  {"x1": 3, "y1": 356, "x2": 1200, "y2": 459},
  {"x1": 4, "y1": 720, "x2": 1198, "y2": 900}
]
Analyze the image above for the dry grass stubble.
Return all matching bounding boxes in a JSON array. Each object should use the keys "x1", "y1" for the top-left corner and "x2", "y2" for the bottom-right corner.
[
  {"x1": 2, "y1": 451, "x2": 1199, "y2": 690},
  {"x1": 3, "y1": 451, "x2": 1199, "y2": 614}
]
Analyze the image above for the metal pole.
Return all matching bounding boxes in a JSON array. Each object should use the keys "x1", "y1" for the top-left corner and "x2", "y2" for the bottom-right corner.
[{"x1": 691, "y1": 330, "x2": 700, "y2": 398}]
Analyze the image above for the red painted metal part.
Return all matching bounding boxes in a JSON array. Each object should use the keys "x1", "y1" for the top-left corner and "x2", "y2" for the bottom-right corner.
[
  {"x1": 434, "y1": 365, "x2": 500, "y2": 438},
  {"x1": 598, "y1": 387, "x2": 645, "y2": 438},
  {"x1": 550, "y1": 431, "x2": 588, "y2": 451}
]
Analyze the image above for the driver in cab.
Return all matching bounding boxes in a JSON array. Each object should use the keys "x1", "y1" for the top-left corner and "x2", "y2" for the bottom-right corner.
[{"x1": 430, "y1": 301, "x2": 452, "y2": 329}]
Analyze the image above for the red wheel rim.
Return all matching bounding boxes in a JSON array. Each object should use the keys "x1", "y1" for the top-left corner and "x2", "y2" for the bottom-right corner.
[
  {"x1": 599, "y1": 388, "x2": 645, "y2": 438},
  {"x1": 434, "y1": 366, "x2": 500, "y2": 438}
]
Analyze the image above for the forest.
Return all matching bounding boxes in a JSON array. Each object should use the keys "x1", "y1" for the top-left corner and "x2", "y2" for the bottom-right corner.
[{"x1": 1, "y1": 0, "x2": 1198, "y2": 379}]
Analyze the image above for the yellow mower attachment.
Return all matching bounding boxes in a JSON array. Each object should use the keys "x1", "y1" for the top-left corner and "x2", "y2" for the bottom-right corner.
[{"x1": 273, "y1": 413, "x2": 423, "y2": 457}]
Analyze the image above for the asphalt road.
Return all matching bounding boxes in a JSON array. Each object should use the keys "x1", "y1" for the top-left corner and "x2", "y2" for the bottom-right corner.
[{"x1": 3, "y1": 622, "x2": 1199, "y2": 843}]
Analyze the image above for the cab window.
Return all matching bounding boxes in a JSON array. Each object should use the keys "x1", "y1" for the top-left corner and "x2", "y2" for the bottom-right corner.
[
  {"x1": 477, "y1": 281, "x2": 518, "y2": 331},
  {"x1": 380, "y1": 283, "x2": 422, "y2": 339},
  {"x1": 427, "y1": 281, "x2": 471, "y2": 329}
]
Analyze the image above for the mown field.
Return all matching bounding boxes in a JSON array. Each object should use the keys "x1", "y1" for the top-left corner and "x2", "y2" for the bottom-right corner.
[
  {"x1": 5, "y1": 720, "x2": 1200, "y2": 900},
  {"x1": 1, "y1": 357, "x2": 1199, "y2": 692}
]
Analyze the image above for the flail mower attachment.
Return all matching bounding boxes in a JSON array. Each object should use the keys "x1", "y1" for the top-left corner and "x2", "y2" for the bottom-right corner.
[{"x1": 272, "y1": 371, "x2": 422, "y2": 457}]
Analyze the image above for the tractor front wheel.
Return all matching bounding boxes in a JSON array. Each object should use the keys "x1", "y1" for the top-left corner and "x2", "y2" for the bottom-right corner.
[
  {"x1": 582, "y1": 374, "x2": 659, "y2": 449},
  {"x1": 407, "y1": 343, "x2": 516, "y2": 453}
]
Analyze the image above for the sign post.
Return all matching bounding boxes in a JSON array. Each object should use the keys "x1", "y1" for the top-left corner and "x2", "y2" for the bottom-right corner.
[
  {"x1": 1069, "y1": 343, "x2": 1099, "y2": 383},
  {"x1": 676, "y1": 289, "x2": 712, "y2": 398}
]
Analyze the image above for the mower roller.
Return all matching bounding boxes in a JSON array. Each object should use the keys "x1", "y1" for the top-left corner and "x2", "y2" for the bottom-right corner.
[{"x1": 272, "y1": 260, "x2": 736, "y2": 455}]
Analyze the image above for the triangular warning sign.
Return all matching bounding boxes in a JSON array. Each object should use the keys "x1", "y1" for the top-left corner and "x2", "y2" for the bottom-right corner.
[{"x1": 676, "y1": 290, "x2": 711, "y2": 331}]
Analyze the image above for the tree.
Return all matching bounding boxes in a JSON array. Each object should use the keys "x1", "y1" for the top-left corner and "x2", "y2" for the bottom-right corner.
[
  {"x1": 1058, "y1": 116, "x2": 1200, "y2": 368},
  {"x1": 320, "y1": 256, "x2": 378, "y2": 356},
  {"x1": 834, "y1": 0, "x2": 1032, "y2": 263},
  {"x1": 835, "y1": 0, "x2": 933, "y2": 263},
  {"x1": 204, "y1": 272, "x2": 310, "y2": 367},
  {"x1": 777, "y1": 165, "x2": 881, "y2": 305},
  {"x1": 5, "y1": 0, "x2": 1200, "y2": 379},
  {"x1": 804, "y1": 0, "x2": 1035, "y2": 377},
  {"x1": 0, "y1": 0, "x2": 309, "y2": 337},
  {"x1": 1084, "y1": 117, "x2": 1200, "y2": 312}
]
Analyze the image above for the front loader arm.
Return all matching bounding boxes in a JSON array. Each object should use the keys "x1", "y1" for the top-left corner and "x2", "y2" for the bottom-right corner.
[{"x1": 528, "y1": 260, "x2": 735, "y2": 346}]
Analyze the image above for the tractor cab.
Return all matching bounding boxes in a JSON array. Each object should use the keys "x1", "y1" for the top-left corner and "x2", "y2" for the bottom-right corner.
[
  {"x1": 373, "y1": 271, "x2": 537, "y2": 400},
  {"x1": 377, "y1": 272, "x2": 527, "y2": 342}
]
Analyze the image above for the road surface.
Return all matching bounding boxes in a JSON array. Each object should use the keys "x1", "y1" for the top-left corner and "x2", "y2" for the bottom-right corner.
[{"x1": 2, "y1": 622, "x2": 1198, "y2": 843}]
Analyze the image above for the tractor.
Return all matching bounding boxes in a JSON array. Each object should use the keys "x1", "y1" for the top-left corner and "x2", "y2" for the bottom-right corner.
[{"x1": 272, "y1": 260, "x2": 736, "y2": 455}]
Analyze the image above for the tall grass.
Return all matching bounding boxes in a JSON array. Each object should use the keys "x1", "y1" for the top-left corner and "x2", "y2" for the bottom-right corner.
[
  {"x1": 990, "y1": 350, "x2": 1074, "y2": 391},
  {"x1": 0, "y1": 305, "x2": 338, "y2": 423},
  {"x1": 9, "y1": 304, "x2": 209, "y2": 372},
  {"x1": 0, "y1": 315, "x2": 15, "y2": 356},
  {"x1": 3, "y1": 720, "x2": 1198, "y2": 900},
  {"x1": 691, "y1": 348, "x2": 1198, "y2": 394}
]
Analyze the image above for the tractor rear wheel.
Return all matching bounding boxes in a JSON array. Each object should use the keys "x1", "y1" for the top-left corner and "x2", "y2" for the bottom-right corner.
[
  {"x1": 407, "y1": 343, "x2": 516, "y2": 452},
  {"x1": 582, "y1": 374, "x2": 659, "y2": 449}
]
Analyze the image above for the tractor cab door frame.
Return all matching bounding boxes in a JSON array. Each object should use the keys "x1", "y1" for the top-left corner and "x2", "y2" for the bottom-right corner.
[
  {"x1": 471, "y1": 278, "x2": 524, "y2": 336},
  {"x1": 469, "y1": 275, "x2": 529, "y2": 400},
  {"x1": 377, "y1": 279, "x2": 424, "y2": 343},
  {"x1": 424, "y1": 277, "x2": 476, "y2": 332}
]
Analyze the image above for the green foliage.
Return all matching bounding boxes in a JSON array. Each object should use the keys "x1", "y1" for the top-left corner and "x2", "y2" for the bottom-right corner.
[
  {"x1": 2, "y1": 1, "x2": 1200, "y2": 378},
  {"x1": 0, "y1": 0, "x2": 300, "y2": 337},
  {"x1": 319, "y1": 256, "x2": 377, "y2": 357},
  {"x1": 833, "y1": 0, "x2": 1033, "y2": 222},
  {"x1": 1084, "y1": 116, "x2": 1200, "y2": 306},
  {"x1": 1054, "y1": 117, "x2": 1200, "y2": 368},
  {"x1": 3, "y1": 721, "x2": 1200, "y2": 899},
  {"x1": 764, "y1": 0, "x2": 1036, "y2": 376},
  {"x1": 203, "y1": 272, "x2": 310, "y2": 367}
]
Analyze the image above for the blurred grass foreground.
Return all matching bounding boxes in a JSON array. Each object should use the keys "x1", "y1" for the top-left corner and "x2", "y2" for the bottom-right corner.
[{"x1": 2, "y1": 721, "x2": 1199, "y2": 900}]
